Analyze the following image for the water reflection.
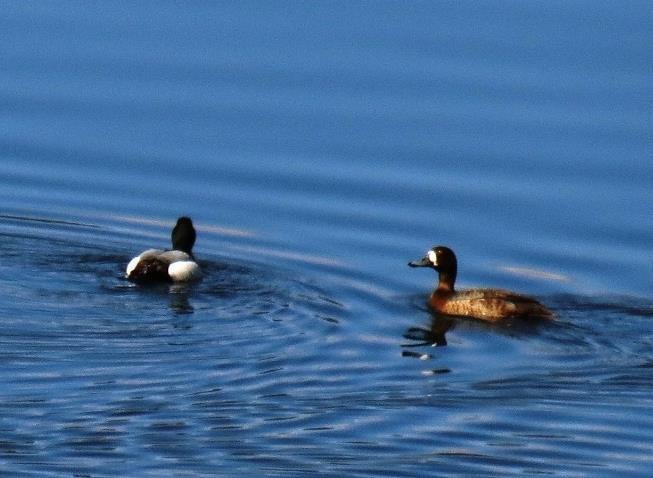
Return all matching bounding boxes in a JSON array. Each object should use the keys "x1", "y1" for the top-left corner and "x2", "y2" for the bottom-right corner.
[
  {"x1": 2, "y1": 212, "x2": 653, "y2": 476},
  {"x1": 403, "y1": 315, "x2": 454, "y2": 347},
  {"x1": 169, "y1": 284, "x2": 194, "y2": 315}
]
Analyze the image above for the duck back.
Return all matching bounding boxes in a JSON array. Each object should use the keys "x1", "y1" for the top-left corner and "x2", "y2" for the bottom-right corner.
[
  {"x1": 128, "y1": 256, "x2": 171, "y2": 283},
  {"x1": 430, "y1": 288, "x2": 552, "y2": 322},
  {"x1": 126, "y1": 250, "x2": 192, "y2": 283}
]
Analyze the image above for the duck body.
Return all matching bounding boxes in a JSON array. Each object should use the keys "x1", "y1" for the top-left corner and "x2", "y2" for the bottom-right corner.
[
  {"x1": 126, "y1": 249, "x2": 201, "y2": 283},
  {"x1": 410, "y1": 246, "x2": 552, "y2": 322},
  {"x1": 428, "y1": 287, "x2": 551, "y2": 322},
  {"x1": 126, "y1": 217, "x2": 202, "y2": 283}
]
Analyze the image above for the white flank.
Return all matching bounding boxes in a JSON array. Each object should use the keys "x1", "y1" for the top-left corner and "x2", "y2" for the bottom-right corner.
[
  {"x1": 125, "y1": 255, "x2": 141, "y2": 277},
  {"x1": 168, "y1": 261, "x2": 202, "y2": 282}
]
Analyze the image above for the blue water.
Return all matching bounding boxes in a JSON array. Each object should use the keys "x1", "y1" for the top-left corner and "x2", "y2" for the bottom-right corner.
[{"x1": 2, "y1": 2, "x2": 653, "y2": 476}]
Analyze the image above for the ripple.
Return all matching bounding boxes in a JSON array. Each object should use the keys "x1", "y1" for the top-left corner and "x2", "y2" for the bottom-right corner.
[{"x1": 3, "y1": 22, "x2": 653, "y2": 463}]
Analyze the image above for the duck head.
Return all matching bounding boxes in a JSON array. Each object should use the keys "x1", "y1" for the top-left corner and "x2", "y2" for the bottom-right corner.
[
  {"x1": 171, "y1": 216, "x2": 196, "y2": 255},
  {"x1": 408, "y1": 245, "x2": 458, "y2": 292}
]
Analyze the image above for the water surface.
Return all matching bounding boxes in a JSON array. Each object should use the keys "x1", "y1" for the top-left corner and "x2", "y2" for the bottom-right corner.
[{"x1": 2, "y1": 2, "x2": 652, "y2": 476}]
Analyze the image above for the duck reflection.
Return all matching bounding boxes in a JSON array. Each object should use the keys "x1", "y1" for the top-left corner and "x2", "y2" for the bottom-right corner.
[
  {"x1": 403, "y1": 315, "x2": 454, "y2": 347},
  {"x1": 169, "y1": 284, "x2": 194, "y2": 314}
]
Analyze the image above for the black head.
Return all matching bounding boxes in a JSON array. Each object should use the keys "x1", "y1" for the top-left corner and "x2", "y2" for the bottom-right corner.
[
  {"x1": 171, "y1": 216, "x2": 196, "y2": 254},
  {"x1": 408, "y1": 245, "x2": 458, "y2": 290},
  {"x1": 408, "y1": 246, "x2": 456, "y2": 270}
]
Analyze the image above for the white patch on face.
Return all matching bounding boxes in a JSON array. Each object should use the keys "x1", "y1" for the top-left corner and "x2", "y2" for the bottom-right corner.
[{"x1": 427, "y1": 250, "x2": 438, "y2": 266}]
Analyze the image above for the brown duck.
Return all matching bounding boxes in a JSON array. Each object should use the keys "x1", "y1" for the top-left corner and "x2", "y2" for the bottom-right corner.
[{"x1": 409, "y1": 246, "x2": 552, "y2": 321}]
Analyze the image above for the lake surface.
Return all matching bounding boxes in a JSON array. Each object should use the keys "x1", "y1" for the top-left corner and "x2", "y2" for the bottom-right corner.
[{"x1": 2, "y1": 2, "x2": 653, "y2": 476}]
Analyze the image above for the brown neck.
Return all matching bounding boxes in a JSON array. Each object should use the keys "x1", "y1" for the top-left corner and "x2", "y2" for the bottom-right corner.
[{"x1": 436, "y1": 271, "x2": 456, "y2": 293}]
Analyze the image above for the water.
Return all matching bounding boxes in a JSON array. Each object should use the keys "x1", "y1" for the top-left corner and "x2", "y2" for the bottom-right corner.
[{"x1": 2, "y1": 2, "x2": 653, "y2": 476}]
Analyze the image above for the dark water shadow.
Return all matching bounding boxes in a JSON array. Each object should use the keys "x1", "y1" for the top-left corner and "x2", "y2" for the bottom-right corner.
[
  {"x1": 548, "y1": 293, "x2": 653, "y2": 318},
  {"x1": 403, "y1": 315, "x2": 454, "y2": 347},
  {"x1": 0, "y1": 213, "x2": 100, "y2": 230}
]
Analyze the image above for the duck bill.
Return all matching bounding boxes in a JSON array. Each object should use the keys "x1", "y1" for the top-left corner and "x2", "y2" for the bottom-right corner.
[{"x1": 408, "y1": 256, "x2": 431, "y2": 268}]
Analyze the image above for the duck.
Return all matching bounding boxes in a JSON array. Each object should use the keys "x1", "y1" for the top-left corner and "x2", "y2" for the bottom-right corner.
[
  {"x1": 408, "y1": 245, "x2": 552, "y2": 321},
  {"x1": 126, "y1": 216, "x2": 202, "y2": 283}
]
